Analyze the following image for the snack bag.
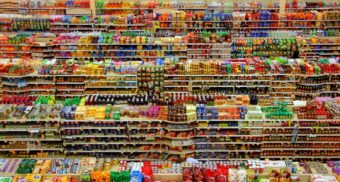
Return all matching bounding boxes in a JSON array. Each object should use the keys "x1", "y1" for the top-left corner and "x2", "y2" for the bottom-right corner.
[
  {"x1": 102, "y1": 172, "x2": 110, "y2": 182},
  {"x1": 204, "y1": 168, "x2": 215, "y2": 182},
  {"x1": 12, "y1": 176, "x2": 25, "y2": 182},
  {"x1": 0, "y1": 177, "x2": 12, "y2": 182},
  {"x1": 237, "y1": 169, "x2": 247, "y2": 182},
  {"x1": 269, "y1": 170, "x2": 280, "y2": 182},
  {"x1": 247, "y1": 169, "x2": 256, "y2": 182},
  {"x1": 215, "y1": 164, "x2": 228, "y2": 182},
  {"x1": 81, "y1": 174, "x2": 90, "y2": 182},
  {"x1": 141, "y1": 163, "x2": 153, "y2": 182},
  {"x1": 91, "y1": 171, "x2": 102, "y2": 182},
  {"x1": 25, "y1": 174, "x2": 42, "y2": 182},
  {"x1": 193, "y1": 167, "x2": 204, "y2": 182},
  {"x1": 183, "y1": 167, "x2": 193, "y2": 182},
  {"x1": 228, "y1": 169, "x2": 237, "y2": 182},
  {"x1": 121, "y1": 171, "x2": 130, "y2": 182},
  {"x1": 110, "y1": 171, "x2": 120, "y2": 182},
  {"x1": 279, "y1": 169, "x2": 291, "y2": 182},
  {"x1": 60, "y1": 176, "x2": 70, "y2": 182},
  {"x1": 130, "y1": 171, "x2": 142, "y2": 182}
]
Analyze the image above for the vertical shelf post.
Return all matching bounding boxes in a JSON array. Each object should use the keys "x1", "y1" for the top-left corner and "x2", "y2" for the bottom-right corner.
[
  {"x1": 90, "y1": 0, "x2": 96, "y2": 18},
  {"x1": 279, "y1": 0, "x2": 286, "y2": 17}
]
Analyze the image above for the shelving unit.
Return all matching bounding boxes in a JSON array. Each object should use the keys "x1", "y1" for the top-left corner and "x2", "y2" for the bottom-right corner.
[
  {"x1": 0, "y1": 114, "x2": 338, "y2": 160},
  {"x1": 0, "y1": 0, "x2": 339, "y2": 167}
]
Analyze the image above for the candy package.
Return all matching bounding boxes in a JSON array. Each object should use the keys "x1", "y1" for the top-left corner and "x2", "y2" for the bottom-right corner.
[
  {"x1": 228, "y1": 169, "x2": 237, "y2": 182},
  {"x1": 237, "y1": 169, "x2": 247, "y2": 182},
  {"x1": 215, "y1": 164, "x2": 228, "y2": 182},
  {"x1": 193, "y1": 167, "x2": 204, "y2": 182},
  {"x1": 183, "y1": 167, "x2": 193, "y2": 182},
  {"x1": 141, "y1": 162, "x2": 153, "y2": 182},
  {"x1": 205, "y1": 168, "x2": 215, "y2": 182}
]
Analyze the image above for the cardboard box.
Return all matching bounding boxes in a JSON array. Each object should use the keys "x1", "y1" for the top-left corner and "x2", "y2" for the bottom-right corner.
[
  {"x1": 66, "y1": 8, "x2": 91, "y2": 15},
  {"x1": 153, "y1": 173, "x2": 183, "y2": 182}
]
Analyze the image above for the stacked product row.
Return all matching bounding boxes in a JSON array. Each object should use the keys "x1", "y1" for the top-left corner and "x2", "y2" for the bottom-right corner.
[
  {"x1": 1, "y1": 57, "x2": 338, "y2": 102},
  {"x1": 1, "y1": 33, "x2": 339, "y2": 62},
  {"x1": 0, "y1": 158, "x2": 339, "y2": 182},
  {"x1": 0, "y1": 0, "x2": 339, "y2": 34},
  {"x1": 0, "y1": 95, "x2": 339, "y2": 161}
]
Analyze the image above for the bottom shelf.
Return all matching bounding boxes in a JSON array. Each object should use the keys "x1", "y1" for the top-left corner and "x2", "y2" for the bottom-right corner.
[{"x1": 0, "y1": 158, "x2": 339, "y2": 182}]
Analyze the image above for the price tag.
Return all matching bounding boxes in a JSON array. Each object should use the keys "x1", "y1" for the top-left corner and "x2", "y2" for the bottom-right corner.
[
  {"x1": 64, "y1": 136, "x2": 73, "y2": 140},
  {"x1": 29, "y1": 129, "x2": 40, "y2": 133}
]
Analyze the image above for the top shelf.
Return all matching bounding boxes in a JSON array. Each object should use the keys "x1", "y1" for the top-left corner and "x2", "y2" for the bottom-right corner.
[
  {"x1": 95, "y1": 6, "x2": 340, "y2": 11},
  {"x1": 1, "y1": 5, "x2": 339, "y2": 12}
]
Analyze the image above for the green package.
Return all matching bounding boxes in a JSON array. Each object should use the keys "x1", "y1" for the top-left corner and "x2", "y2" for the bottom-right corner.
[
  {"x1": 110, "y1": 171, "x2": 120, "y2": 182},
  {"x1": 81, "y1": 174, "x2": 90, "y2": 182},
  {"x1": 0, "y1": 177, "x2": 12, "y2": 182}
]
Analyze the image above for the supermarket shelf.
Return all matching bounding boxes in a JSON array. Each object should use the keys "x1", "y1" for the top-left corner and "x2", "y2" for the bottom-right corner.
[
  {"x1": 65, "y1": 149, "x2": 162, "y2": 153},
  {"x1": 197, "y1": 158, "x2": 259, "y2": 161},
  {"x1": 262, "y1": 156, "x2": 340, "y2": 159},
  {"x1": 2, "y1": 89, "x2": 29, "y2": 93},
  {"x1": 1, "y1": 118, "x2": 339, "y2": 123},
  {"x1": 85, "y1": 81, "x2": 137, "y2": 83},
  {"x1": 191, "y1": 80, "x2": 271, "y2": 82},
  {"x1": 61, "y1": 119, "x2": 162, "y2": 123},
  {"x1": 196, "y1": 126, "x2": 262, "y2": 129},
  {"x1": 129, "y1": 127, "x2": 163, "y2": 130},
  {"x1": 30, "y1": 89, "x2": 55, "y2": 92},
  {"x1": 164, "y1": 128, "x2": 193, "y2": 131},
  {"x1": 63, "y1": 142, "x2": 159, "y2": 145},
  {"x1": 196, "y1": 149, "x2": 261, "y2": 152},
  {"x1": 56, "y1": 82, "x2": 85, "y2": 85},
  {"x1": 195, "y1": 134, "x2": 263, "y2": 138},
  {"x1": 56, "y1": 89, "x2": 84, "y2": 91},
  {"x1": 295, "y1": 156, "x2": 340, "y2": 159},
  {"x1": 0, "y1": 148, "x2": 63, "y2": 151},
  {"x1": 0, "y1": 119, "x2": 60, "y2": 123},
  {"x1": 195, "y1": 142, "x2": 261, "y2": 145},
  {"x1": 261, "y1": 148, "x2": 340, "y2": 151},
  {"x1": 96, "y1": 8, "x2": 154, "y2": 10},
  {"x1": 166, "y1": 150, "x2": 194, "y2": 155},
  {"x1": 84, "y1": 86, "x2": 137, "y2": 89},
  {"x1": 129, "y1": 135, "x2": 161, "y2": 138},
  {"x1": 63, "y1": 134, "x2": 128, "y2": 138},
  {"x1": 54, "y1": 43, "x2": 187, "y2": 46},
  {"x1": 61, "y1": 127, "x2": 125, "y2": 130},
  {"x1": 56, "y1": 94, "x2": 84, "y2": 97},
  {"x1": 0, "y1": 128, "x2": 59, "y2": 132},
  {"x1": 310, "y1": 43, "x2": 340, "y2": 46},
  {"x1": 3, "y1": 73, "x2": 337, "y2": 79},
  {"x1": 162, "y1": 136, "x2": 194, "y2": 140},
  {"x1": 55, "y1": 56, "x2": 187, "y2": 59},
  {"x1": 56, "y1": 49, "x2": 187, "y2": 52},
  {"x1": 295, "y1": 141, "x2": 340, "y2": 143},
  {"x1": 0, "y1": 138, "x2": 61, "y2": 142}
]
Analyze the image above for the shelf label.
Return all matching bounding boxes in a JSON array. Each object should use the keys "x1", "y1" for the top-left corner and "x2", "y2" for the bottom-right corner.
[{"x1": 29, "y1": 129, "x2": 40, "y2": 133}]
